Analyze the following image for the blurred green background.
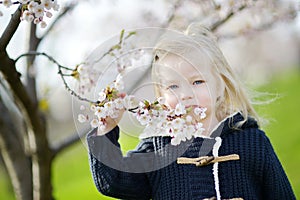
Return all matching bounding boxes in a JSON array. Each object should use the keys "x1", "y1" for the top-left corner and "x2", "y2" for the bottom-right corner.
[{"x1": 1, "y1": 68, "x2": 299, "y2": 199}]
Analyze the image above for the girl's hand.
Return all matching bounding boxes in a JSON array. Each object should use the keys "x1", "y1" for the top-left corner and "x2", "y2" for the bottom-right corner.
[{"x1": 96, "y1": 109, "x2": 125, "y2": 136}]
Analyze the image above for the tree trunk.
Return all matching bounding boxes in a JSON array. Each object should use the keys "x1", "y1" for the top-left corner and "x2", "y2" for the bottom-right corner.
[
  {"x1": 0, "y1": 95, "x2": 33, "y2": 200},
  {"x1": 0, "y1": 50, "x2": 53, "y2": 200}
]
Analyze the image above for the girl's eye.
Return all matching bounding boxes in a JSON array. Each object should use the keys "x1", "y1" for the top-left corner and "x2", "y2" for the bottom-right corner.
[
  {"x1": 167, "y1": 84, "x2": 179, "y2": 90},
  {"x1": 193, "y1": 80, "x2": 205, "y2": 85}
]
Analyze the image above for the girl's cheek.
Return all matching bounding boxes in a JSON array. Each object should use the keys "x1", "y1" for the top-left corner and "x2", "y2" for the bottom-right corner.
[
  {"x1": 164, "y1": 94, "x2": 178, "y2": 109},
  {"x1": 167, "y1": 101, "x2": 177, "y2": 109}
]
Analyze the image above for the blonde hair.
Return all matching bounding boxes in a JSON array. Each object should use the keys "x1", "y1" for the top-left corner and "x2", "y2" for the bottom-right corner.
[{"x1": 152, "y1": 23, "x2": 260, "y2": 127}]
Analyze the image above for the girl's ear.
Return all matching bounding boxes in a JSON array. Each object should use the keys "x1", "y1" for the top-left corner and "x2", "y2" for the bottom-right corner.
[{"x1": 215, "y1": 78, "x2": 227, "y2": 121}]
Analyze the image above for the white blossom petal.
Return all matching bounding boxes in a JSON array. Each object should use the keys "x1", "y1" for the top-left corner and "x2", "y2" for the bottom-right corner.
[
  {"x1": 114, "y1": 98, "x2": 124, "y2": 109},
  {"x1": 46, "y1": 11, "x2": 53, "y2": 18},
  {"x1": 3, "y1": 0, "x2": 12, "y2": 8},
  {"x1": 90, "y1": 119, "x2": 99, "y2": 128},
  {"x1": 114, "y1": 75, "x2": 124, "y2": 90},
  {"x1": 175, "y1": 103, "x2": 186, "y2": 116},
  {"x1": 94, "y1": 106, "x2": 107, "y2": 118},
  {"x1": 172, "y1": 118, "x2": 185, "y2": 129},
  {"x1": 109, "y1": 110, "x2": 119, "y2": 119},
  {"x1": 77, "y1": 114, "x2": 87, "y2": 123},
  {"x1": 137, "y1": 114, "x2": 151, "y2": 125},
  {"x1": 34, "y1": 5, "x2": 45, "y2": 18},
  {"x1": 80, "y1": 105, "x2": 86, "y2": 110},
  {"x1": 185, "y1": 115, "x2": 192, "y2": 123},
  {"x1": 98, "y1": 91, "x2": 106, "y2": 102},
  {"x1": 40, "y1": 21, "x2": 47, "y2": 28}
]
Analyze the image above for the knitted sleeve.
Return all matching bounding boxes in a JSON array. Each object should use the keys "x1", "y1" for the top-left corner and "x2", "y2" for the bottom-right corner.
[
  {"x1": 87, "y1": 126, "x2": 152, "y2": 200},
  {"x1": 262, "y1": 134, "x2": 296, "y2": 199}
]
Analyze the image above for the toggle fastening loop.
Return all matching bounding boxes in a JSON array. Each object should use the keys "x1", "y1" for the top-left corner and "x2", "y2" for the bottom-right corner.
[{"x1": 177, "y1": 154, "x2": 240, "y2": 167}]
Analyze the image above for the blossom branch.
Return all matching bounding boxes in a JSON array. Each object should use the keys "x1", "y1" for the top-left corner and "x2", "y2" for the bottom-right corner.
[
  {"x1": 161, "y1": 0, "x2": 184, "y2": 28},
  {"x1": 15, "y1": 51, "x2": 72, "y2": 70},
  {"x1": 123, "y1": 0, "x2": 184, "y2": 95},
  {"x1": 210, "y1": 3, "x2": 248, "y2": 32},
  {"x1": 78, "y1": 88, "x2": 208, "y2": 145},
  {"x1": 14, "y1": 51, "x2": 98, "y2": 104},
  {"x1": 90, "y1": 29, "x2": 136, "y2": 66},
  {"x1": 217, "y1": 3, "x2": 298, "y2": 39},
  {"x1": 14, "y1": 27, "x2": 138, "y2": 105}
]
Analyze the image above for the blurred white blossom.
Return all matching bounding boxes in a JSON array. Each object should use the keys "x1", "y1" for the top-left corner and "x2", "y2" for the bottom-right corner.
[
  {"x1": 77, "y1": 114, "x2": 87, "y2": 123},
  {"x1": 98, "y1": 91, "x2": 107, "y2": 102},
  {"x1": 3, "y1": 0, "x2": 12, "y2": 8},
  {"x1": 0, "y1": 0, "x2": 60, "y2": 28},
  {"x1": 90, "y1": 118, "x2": 100, "y2": 128},
  {"x1": 194, "y1": 107, "x2": 207, "y2": 119},
  {"x1": 175, "y1": 103, "x2": 186, "y2": 116}
]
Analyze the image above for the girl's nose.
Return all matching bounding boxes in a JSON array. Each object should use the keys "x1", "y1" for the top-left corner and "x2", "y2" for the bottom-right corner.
[
  {"x1": 179, "y1": 83, "x2": 193, "y2": 101},
  {"x1": 180, "y1": 92, "x2": 193, "y2": 101}
]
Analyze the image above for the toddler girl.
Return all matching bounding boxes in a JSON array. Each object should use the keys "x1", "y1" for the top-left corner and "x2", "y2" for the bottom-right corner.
[{"x1": 87, "y1": 24, "x2": 295, "y2": 200}]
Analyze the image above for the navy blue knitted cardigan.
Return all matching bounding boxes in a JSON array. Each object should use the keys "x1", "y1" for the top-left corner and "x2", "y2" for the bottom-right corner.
[{"x1": 87, "y1": 113, "x2": 295, "y2": 199}]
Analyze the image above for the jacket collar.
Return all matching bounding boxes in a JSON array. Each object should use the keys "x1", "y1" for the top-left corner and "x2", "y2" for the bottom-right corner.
[{"x1": 210, "y1": 112, "x2": 259, "y2": 138}]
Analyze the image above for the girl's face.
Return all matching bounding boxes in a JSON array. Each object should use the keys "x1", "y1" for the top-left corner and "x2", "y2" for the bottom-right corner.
[{"x1": 156, "y1": 53, "x2": 222, "y2": 132}]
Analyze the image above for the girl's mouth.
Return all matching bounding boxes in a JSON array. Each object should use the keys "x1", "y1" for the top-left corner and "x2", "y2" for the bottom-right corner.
[{"x1": 185, "y1": 105, "x2": 200, "y2": 109}]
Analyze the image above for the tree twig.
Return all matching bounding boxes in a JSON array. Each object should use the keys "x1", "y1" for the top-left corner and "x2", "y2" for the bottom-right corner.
[
  {"x1": 15, "y1": 51, "x2": 98, "y2": 104},
  {"x1": 161, "y1": 0, "x2": 184, "y2": 28},
  {"x1": 0, "y1": 5, "x2": 22, "y2": 52},
  {"x1": 217, "y1": 3, "x2": 298, "y2": 40},
  {"x1": 51, "y1": 128, "x2": 90, "y2": 158},
  {"x1": 40, "y1": 3, "x2": 76, "y2": 40},
  {"x1": 89, "y1": 30, "x2": 136, "y2": 67},
  {"x1": 210, "y1": 3, "x2": 248, "y2": 32},
  {"x1": 15, "y1": 51, "x2": 72, "y2": 70},
  {"x1": 26, "y1": 24, "x2": 40, "y2": 107}
]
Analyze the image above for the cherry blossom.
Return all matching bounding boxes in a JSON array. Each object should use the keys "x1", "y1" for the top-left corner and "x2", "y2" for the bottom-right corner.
[
  {"x1": 0, "y1": 0, "x2": 60, "y2": 28},
  {"x1": 194, "y1": 107, "x2": 207, "y2": 119},
  {"x1": 94, "y1": 106, "x2": 107, "y2": 119},
  {"x1": 80, "y1": 105, "x2": 85, "y2": 111},
  {"x1": 34, "y1": 5, "x2": 44, "y2": 18},
  {"x1": 90, "y1": 118, "x2": 100, "y2": 128},
  {"x1": 174, "y1": 103, "x2": 186, "y2": 116},
  {"x1": 76, "y1": 78, "x2": 208, "y2": 145},
  {"x1": 41, "y1": 0, "x2": 53, "y2": 10},
  {"x1": 114, "y1": 98, "x2": 124, "y2": 109},
  {"x1": 98, "y1": 91, "x2": 107, "y2": 102},
  {"x1": 28, "y1": 1, "x2": 38, "y2": 12},
  {"x1": 22, "y1": 10, "x2": 34, "y2": 22},
  {"x1": 137, "y1": 114, "x2": 151, "y2": 126},
  {"x1": 40, "y1": 21, "x2": 47, "y2": 28},
  {"x1": 123, "y1": 95, "x2": 139, "y2": 109},
  {"x1": 76, "y1": 63, "x2": 101, "y2": 95},
  {"x1": 77, "y1": 114, "x2": 87, "y2": 123},
  {"x1": 114, "y1": 75, "x2": 125, "y2": 90},
  {"x1": 3, "y1": 0, "x2": 12, "y2": 8}
]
